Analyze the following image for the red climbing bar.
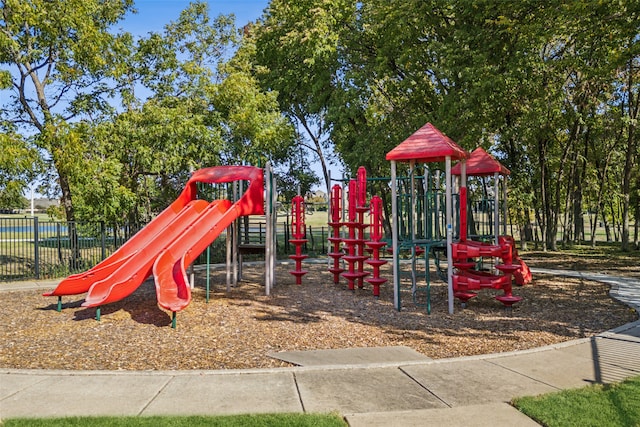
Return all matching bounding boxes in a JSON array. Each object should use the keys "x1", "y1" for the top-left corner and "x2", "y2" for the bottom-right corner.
[
  {"x1": 366, "y1": 195, "x2": 387, "y2": 297},
  {"x1": 328, "y1": 184, "x2": 344, "y2": 283},
  {"x1": 289, "y1": 195, "x2": 308, "y2": 284}
]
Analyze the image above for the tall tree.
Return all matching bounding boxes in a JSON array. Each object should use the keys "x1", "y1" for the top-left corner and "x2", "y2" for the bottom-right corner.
[
  {"x1": 86, "y1": 2, "x2": 296, "y2": 222},
  {"x1": 0, "y1": 0, "x2": 296, "y2": 224},
  {"x1": 253, "y1": 0, "x2": 355, "y2": 194},
  {"x1": 300, "y1": 0, "x2": 639, "y2": 250},
  {"x1": 0, "y1": 0, "x2": 134, "y2": 221},
  {"x1": 214, "y1": 27, "x2": 296, "y2": 169}
]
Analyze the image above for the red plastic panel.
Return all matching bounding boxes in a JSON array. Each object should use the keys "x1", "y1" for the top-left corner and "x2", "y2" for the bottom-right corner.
[
  {"x1": 385, "y1": 122, "x2": 468, "y2": 163},
  {"x1": 452, "y1": 147, "x2": 510, "y2": 176}
]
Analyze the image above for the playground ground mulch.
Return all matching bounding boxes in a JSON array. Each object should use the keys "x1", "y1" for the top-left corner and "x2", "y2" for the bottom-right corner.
[{"x1": 1, "y1": 251, "x2": 638, "y2": 371}]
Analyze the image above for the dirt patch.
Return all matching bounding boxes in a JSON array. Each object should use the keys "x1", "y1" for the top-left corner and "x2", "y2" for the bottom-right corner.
[{"x1": 1, "y1": 257, "x2": 637, "y2": 371}]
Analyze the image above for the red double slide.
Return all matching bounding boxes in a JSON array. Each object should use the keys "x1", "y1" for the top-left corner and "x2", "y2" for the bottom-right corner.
[{"x1": 44, "y1": 166, "x2": 264, "y2": 313}]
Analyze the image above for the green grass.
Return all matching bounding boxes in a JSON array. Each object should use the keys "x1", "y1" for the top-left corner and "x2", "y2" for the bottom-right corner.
[
  {"x1": 1, "y1": 413, "x2": 347, "y2": 427},
  {"x1": 513, "y1": 375, "x2": 640, "y2": 427}
]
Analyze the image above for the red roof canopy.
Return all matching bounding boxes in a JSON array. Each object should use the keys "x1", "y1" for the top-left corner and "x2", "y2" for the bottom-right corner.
[
  {"x1": 386, "y1": 122, "x2": 469, "y2": 163},
  {"x1": 452, "y1": 147, "x2": 510, "y2": 176}
]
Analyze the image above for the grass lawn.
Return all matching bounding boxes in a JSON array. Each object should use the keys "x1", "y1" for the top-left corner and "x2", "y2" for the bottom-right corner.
[
  {"x1": 513, "y1": 375, "x2": 640, "y2": 427},
  {"x1": 1, "y1": 413, "x2": 347, "y2": 427}
]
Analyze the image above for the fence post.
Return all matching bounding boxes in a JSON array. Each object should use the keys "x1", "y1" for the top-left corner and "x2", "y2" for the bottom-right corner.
[
  {"x1": 284, "y1": 220, "x2": 290, "y2": 253},
  {"x1": 34, "y1": 216, "x2": 40, "y2": 280},
  {"x1": 101, "y1": 221, "x2": 106, "y2": 260},
  {"x1": 56, "y1": 222, "x2": 63, "y2": 263},
  {"x1": 259, "y1": 222, "x2": 264, "y2": 244}
]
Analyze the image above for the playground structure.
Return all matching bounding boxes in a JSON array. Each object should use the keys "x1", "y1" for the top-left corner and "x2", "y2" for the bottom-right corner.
[
  {"x1": 387, "y1": 164, "x2": 450, "y2": 313},
  {"x1": 450, "y1": 239, "x2": 522, "y2": 308},
  {"x1": 329, "y1": 167, "x2": 398, "y2": 296},
  {"x1": 327, "y1": 185, "x2": 345, "y2": 283},
  {"x1": 340, "y1": 171, "x2": 371, "y2": 291},
  {"x1": 384, "y1": 122, "x2": 530, "y2": 314},
  {"x1": 452, "y1": 147, "x2": 510, "y2": 243},
  {"x1": 386, "y1": 122, "x2": 469, "y2": 314},
  {"x1": 44, "y1": 165, "x2": 278, "y2": 327},
  {"x1": 43, "y1": 125, "x2": 531, "y2": 326},
  {"x1": 451, "y1": 147, "x2": 532, "y2": 287},
  {"x1": 328, "y1": 162, "x2": 448, "y2": 303},
  {"x1": 325, "y1": 124, "x2": 531, "y2": 312}
]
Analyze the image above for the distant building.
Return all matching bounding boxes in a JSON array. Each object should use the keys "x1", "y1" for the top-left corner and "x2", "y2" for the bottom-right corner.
[
  {"x1": 12, "y1": 198, "x2": 61, "y2": 214},
  {"x1": 33, "y1": 198, "x2": 60, "y2": 210},
  {"x1": 307, "y1": 190, "x2": 328, "y2": 202}
]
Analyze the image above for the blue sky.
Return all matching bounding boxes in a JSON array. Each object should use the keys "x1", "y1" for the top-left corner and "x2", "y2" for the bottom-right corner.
[{"x1": 118, "y1": 0, "x2": 270, "y2": 35}]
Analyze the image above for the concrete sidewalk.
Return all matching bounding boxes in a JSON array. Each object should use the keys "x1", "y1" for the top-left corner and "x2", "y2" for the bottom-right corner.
[{"x1": 1, "y1": 270, "x2": 639, "y2": 426}]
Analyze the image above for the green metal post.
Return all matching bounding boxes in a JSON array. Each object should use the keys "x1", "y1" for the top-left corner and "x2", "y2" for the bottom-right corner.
[
  {"x1": 206, "y1": 245, "x2": 211, "y2": 303},
  {"x1": 33, "y1": 216, "x2": 39, "y2": 279},
  {"x1": 171, "y1": 312, "x2": 177, "y2": 329},
  {"x1": 57, "y1": 296, "x2": 62, "y2": 312},
  {"x1": 100, "y1": 221, "x2": 106, "y2": 260},
  {"x1": 96, "y1": 307, "x2": 101, "y2": 321},
  {"x1": 425, "y1": 247, "x2": 431, "y2": 314}
]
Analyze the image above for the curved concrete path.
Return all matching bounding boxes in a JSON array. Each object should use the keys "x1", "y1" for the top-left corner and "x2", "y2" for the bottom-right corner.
[{"x1": 1, "y1": 269, "x2": 639, "y2": 426}]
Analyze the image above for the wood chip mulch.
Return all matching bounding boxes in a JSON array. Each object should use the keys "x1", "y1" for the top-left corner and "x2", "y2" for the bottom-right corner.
[{"x1": 1, "y1": 255, "x2": 637, "y2": 371}]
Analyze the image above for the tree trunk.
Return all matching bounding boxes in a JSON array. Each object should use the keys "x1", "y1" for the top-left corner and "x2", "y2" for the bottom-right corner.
[
  {"x1": 296, "y1": 112, "x2": 332, "y2": 197},
  {"x1": 590, "y1": 138, "x2": 616, "y2": 247},
  {"x1": 620, "y1": 60, "x2": 638, "y2": 251},
  {"x1": 603, "y1": 212, "x2": 612, "y2": 242},
  {"x1": 573, "y1": 136, "x2": 589, "y2": 243},
  {"x1": 608, "y1": 199, "x2": 619, "y2": 242},
  {"x1": 536, "y1": 137, "x2": 550, "y2": 251},
  {"x1": 519, "y1": 207, "x2": 533, "y2": 251},
  {"x1": 56, "y1": 171, "x2": 81, "y2": 267},
  {"x1": 634, "y1": 200, "x2": 639, "y2": 250},
  {"x1": 635, "y1": 170, "x2": 640, "y2": 250},
  {"x1": 563, "y1": 147, "x2": 577, "y2": 247}
]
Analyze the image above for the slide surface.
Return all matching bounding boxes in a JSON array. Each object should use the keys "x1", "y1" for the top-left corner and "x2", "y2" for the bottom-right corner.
[
  {"x1": 153, "y1": 166, "x2": 265, "y2": 312},
  {"x1": 43, "y1": 188, "x2": 199, "y2": 297},
  {"x1": 153, "y1": 199, "x2": 236, "y2": 312},
  {"x1": 81, "y1": 199, "x2": 210, "y2": 307}
]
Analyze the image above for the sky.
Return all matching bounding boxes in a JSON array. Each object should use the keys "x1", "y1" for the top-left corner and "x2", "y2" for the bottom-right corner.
[{"x1": 119, "y1": 0, "x2": 270, "y2": 35}]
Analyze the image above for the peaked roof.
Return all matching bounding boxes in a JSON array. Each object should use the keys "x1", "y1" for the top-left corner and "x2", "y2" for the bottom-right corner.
[
  {"x1": 386, "y1": 122, "x2": 469, "y2": 163},
  {"x1": 452, "y1": 147, "x2": 510, "y2": 176}
]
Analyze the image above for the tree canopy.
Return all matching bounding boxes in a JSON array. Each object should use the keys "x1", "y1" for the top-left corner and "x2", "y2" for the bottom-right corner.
[
  {"x1": 0, "y1": 0, "x2": 296, "y2": 224},
  {"x1": 0, "y1": 0, "x2": 638, "y2": 250},
  {"x1": 251, "y1": 0, "x2": 639, "y2": 250}
]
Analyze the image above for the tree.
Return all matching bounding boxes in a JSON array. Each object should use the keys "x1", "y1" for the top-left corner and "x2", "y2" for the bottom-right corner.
[
  {"x1": 83, "y1": 2, "x2": 297, "y2": 223},
  {"x1": 260, "y1": 0, "x2": 638, "y2": 250},
  {"x1": 214, "y1": 26, "x2": 296, "y2": 169},
  {"x1": 0, "y1": 0, "x2": 135, "y2": 222},
  {"x1": 0, "y1": 0, "x2": 296, "y2": 225},
  {"x1": 253, "y1": 0, "x2": 354, "y2": 195},
  {"x1": 0, "y1": 127, "x2": 40, "y2": 210}
]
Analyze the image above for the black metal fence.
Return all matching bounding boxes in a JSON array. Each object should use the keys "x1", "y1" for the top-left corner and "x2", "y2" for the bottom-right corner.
[{"x1": 0, "y1": 216, "x2": 329, "y2": 282}]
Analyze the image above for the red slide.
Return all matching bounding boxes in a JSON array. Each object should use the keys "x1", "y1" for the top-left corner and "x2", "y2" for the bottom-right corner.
[
  {"x1": 44, "y1": 165, "x2": 265, "y2": 313},
  {"x1": 43, "y1": 198, "x2": 199, "y2": 297},
  {"x1": 81, "y1": 199, "x2": 211, "y2": 307},
  {"x1": 154, "y1": 167, "x2": 265, "y2": 313},
  {"x1": 153, "y1": 199, "x2": 235, "y2": 312}
]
